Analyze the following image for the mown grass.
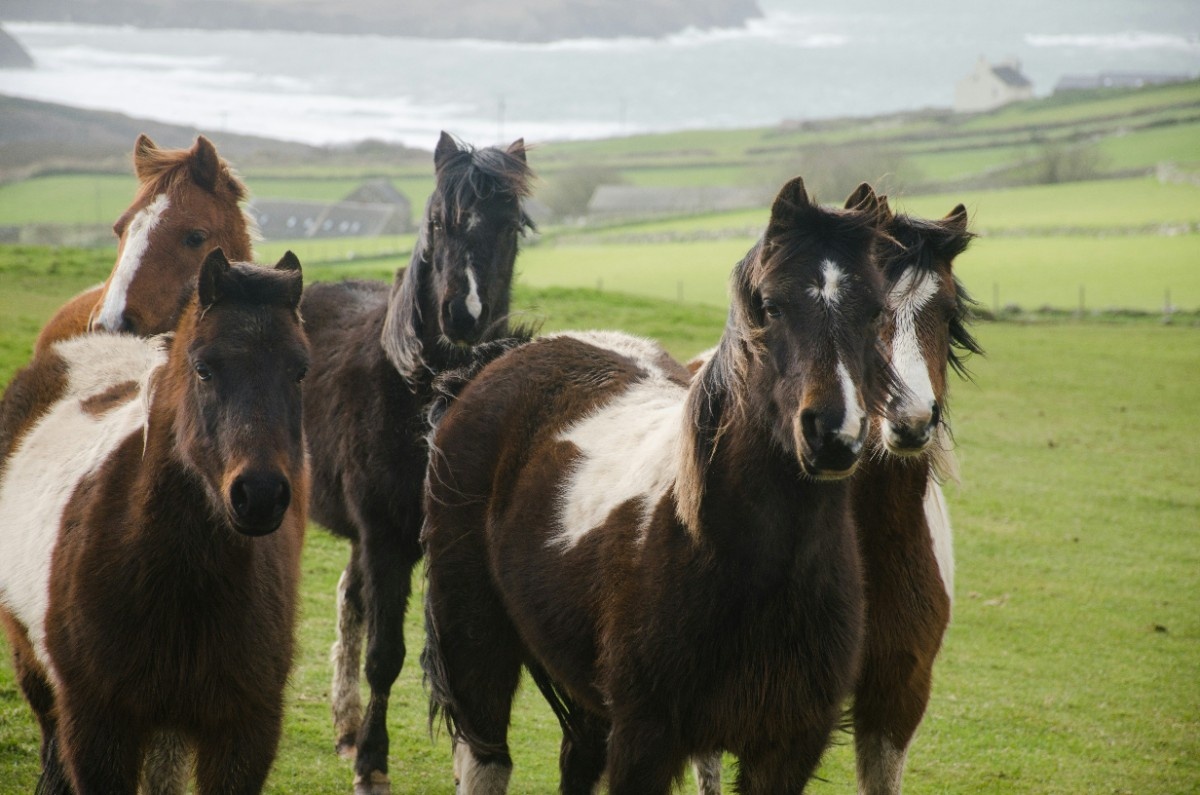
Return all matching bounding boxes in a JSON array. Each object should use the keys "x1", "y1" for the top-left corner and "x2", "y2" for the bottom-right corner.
[{"x1": 1, "y1": 244, "x2": 1197, "y2": 793}]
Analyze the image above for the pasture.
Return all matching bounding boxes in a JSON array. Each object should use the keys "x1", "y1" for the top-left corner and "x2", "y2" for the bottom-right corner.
[{"x1": 0, "y1": 242, "x2": 1197, "y2": 793}]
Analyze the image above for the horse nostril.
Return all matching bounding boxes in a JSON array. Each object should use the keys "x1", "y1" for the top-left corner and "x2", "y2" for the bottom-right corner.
[
  {"x1": 800, "y1": 409, "x2": 823, "y2": 451},
  {"x1": 118, "y1": 312, "x2": 136, "y2": 334},
  {"x1": 930, "y1": 402, "x2": 942, "y2": 428}
]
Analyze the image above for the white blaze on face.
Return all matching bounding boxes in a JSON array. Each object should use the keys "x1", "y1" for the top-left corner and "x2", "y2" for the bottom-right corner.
[
  {"x1": 0, "y1": 334, "x2": 166, "y2": 676},
  {"x1": 554, "y1": 379, "x2": 685, "y2": 550},
  {"x1": 807, "y1": 259, "x2": 845, "y2": 307},
  {"x1": 835, "y1": 359, "x2": 866, "y2": 449},
  {"x1": 887, "y1": 269, "x2": 940, "y2": 426},
  {"x1": 465, "y1": 267, "x2": 483, "y2": 320},
  {"x1": 95, "y1": 193, "x2": 171, "y2": 332}
]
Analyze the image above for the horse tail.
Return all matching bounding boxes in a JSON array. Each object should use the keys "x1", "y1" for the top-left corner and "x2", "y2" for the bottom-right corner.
[
  {"x1": 525, "y1": 659, "x2": 594, "y2": 746},
  {"x1": 420, "y1": 580, "x2": 508, "y2": 759},
  {"x1": 35, "y1": 734, "x2": 72, "y2": 795}
]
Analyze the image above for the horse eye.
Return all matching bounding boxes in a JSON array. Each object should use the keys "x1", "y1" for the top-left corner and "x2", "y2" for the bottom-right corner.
[
  {"x1": 295, "y1": 366, "x2": 308, "y2": 384},
  {"x1": 195, "y1": 362, "x2": 213, "y2": 382},
  {"x1": 762, "y1": 298, "x2": 782, "y2": 319},
  {"x1": 184, "y1": 230, "x2": 207, "y2": 249}
]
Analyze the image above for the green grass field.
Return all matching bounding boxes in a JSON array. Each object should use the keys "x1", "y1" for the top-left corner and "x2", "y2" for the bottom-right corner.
[{"x1": 0, "y1": 244, "x2": 1197, "y2": 793}]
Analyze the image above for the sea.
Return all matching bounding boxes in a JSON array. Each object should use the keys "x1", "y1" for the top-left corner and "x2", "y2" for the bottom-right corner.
[{"x1": 1, "y1": 0, "x2": 1198, "y2": 149}]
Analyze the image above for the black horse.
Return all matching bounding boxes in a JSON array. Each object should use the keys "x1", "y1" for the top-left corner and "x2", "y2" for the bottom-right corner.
[{"x1": 299, "y1": 131, "x2": 533, "y2": 794}]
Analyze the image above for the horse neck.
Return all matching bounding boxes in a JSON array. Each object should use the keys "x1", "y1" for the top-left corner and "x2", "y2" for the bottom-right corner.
[{"x1": 682, "y1": 341, "x2": 851, "y2": 571}]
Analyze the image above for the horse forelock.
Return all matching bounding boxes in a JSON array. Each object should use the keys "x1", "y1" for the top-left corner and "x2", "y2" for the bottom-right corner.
[
  {"x1": 136, "y1": 144, "x2": 247, "y2": 201},
  {"x1": 435, "y1": 143, "x2": 534, "y2": 225}
]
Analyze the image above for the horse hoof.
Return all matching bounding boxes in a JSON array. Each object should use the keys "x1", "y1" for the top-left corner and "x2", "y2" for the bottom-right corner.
[
  {"x1": 336, "y1": 738, "x2": 357, "y2": 760},
  {"x1": 353, "y1": 771, "x2": 390, "y2": 795}
]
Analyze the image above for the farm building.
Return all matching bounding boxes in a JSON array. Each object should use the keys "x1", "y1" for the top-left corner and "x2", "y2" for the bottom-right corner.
[
  {"x1": 1054, "y1": 72, "x2": 1192, "y2": 93},
  {"x1": 248, "y1": 179, "x2": 411, "y2": 241},
  {"x1": 954, "y1": 57, "x2": 1034, "y2": 112}
]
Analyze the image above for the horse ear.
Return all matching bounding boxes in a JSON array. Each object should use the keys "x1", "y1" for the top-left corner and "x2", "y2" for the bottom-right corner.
[
  {"x1": 877, "y1": 194, "x2": 895, "y2": 226},
  {"x1": 844, "y1": 182, "x2": 879, "y2": 221},
  {"x1": 198, "y1": 248, "x2": 232, "y2": 310},
  {"x1": 274, "y1": 250, "x2": 301, "y2": 272},
  {"x1": 133, "y1": 134, "x2": 160, "y2": 181},
  {"x1": 507, "y1": 137, "x2": 527, "y2": 164},
  {"x1": 434, "y1": 131, "x2": 459, "y2": 169},
  {"x1": 274, "y1": 251, "x2": 304, "y2": 309},
  {"x1": 944, "y1": 203, "x2": 969, "y2": 231},
  {"x1": 189, "y1": 136, "x2": 220, "y2": 192},
  {"x1": 767, "y1": 176, "x2": 810, "y2": 230}
]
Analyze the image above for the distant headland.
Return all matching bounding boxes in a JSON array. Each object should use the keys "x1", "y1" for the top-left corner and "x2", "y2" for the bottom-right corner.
[{"x1": 1, "y1": 0, "x2": 763, "y2": 42}]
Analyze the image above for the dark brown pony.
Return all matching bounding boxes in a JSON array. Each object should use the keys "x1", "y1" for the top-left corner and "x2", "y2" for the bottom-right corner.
[
  {"x1": 35, "y1": 134, "x2": 253, "y2": 353},
  {"x1": 687, "y1": 199, "x2": 980, "y2": 795},
  {"x1": 0, "y1": 249, "x2": 309, "y2": 794},
  {"x1": 300, "y1": 132, "x2": 533, "y2": 794},
  {"x1": 421, "y1": 178, "x2": 895, "y2": 793},
  {"x1": 851, "y1": 199, "x2": 979, "y2": 795}
]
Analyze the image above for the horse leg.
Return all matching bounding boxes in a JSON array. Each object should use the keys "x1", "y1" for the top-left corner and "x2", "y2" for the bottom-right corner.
[
  {"x1": 557, "y1": 707, "x2": 608, "y2": 795},
  {"x1": 140, "y1": 730, "x2": 192, "y2": 795},
  {"x1": 353, "y1": 532, "x2": 420, "y2": 795},
  {"x1": 692, "y1": 753, "x2": 723, "y2": 795},
  {"x1": 737, "y1": 729, "x2": 830, "y2": 795},
  {"x1": 193, "y1": 712, "x2": 282, "y2": 795},
  {"x1": 853, "y1": 648, "x2": 936, "y2": 795},
  {"x1": 56, "y1": 703, "x2": 142, "y2": 795},
  {"x1": 604, "y1": 719, "x2": 684, "y2": 795},
  {"x1": 331, "y1": 550, "x2": 366, "y2": 758}
]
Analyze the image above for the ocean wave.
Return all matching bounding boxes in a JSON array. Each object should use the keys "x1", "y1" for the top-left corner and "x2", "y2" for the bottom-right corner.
[{"x1": 1025, "y1": 32, "x2": 1200, "y2": 51}]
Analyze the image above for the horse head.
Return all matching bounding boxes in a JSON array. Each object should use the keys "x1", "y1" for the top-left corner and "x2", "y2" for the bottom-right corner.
[
  {"x1": 877, "y1": 201, "x2": 979, "y2": 456},
  {"x1": 170, "y1": 249, "x2": 308, "y2": 537},
  {"x1": 728, "y1": 177, "x2": 892, "y2": 480},
  {"x1": 91, "y1": 134, "x2": 253, "y2": 337},
  {"x1": 382, "y1": 131, "x2": 534, "y2": 382}
]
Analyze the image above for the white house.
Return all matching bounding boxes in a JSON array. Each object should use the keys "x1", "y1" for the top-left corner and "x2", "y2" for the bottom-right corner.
[{"x1": 955, "y1": 57, "x2": 1034, "y2": 112}]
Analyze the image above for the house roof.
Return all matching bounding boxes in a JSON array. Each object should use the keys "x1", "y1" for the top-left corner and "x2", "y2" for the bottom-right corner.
[{"x1": 991, "y1": 65, "x2": 1032, "y2": 88}]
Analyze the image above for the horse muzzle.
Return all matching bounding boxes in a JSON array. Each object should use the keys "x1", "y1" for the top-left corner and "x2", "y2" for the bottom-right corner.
[
  {"x1": 796, "y1": 408, "x2": 868, "y2": 480},
  {"x1": 882, "y1": 401, "x2": 940, "y2": 456},
  {"x1": 228, "y1": 471, "x2": 292, "y2": 536}
]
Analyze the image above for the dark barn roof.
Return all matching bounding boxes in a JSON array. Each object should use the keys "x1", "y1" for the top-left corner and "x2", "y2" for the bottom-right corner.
[{"x1": 991, "y1": 65, "x2": 1032, "y2": 88}]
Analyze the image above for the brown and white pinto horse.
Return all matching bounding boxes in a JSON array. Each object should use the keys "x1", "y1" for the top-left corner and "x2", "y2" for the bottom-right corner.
[
  {"x1": 688, "y1": 200, "x2": 980, "y2": 795},
  {"x1": 301, "y1": 132, "x2": 533, "y2": 794},
  {"x1": 851, "y1": 199, "x2": 979, "y2": 795},
  {"x1": 421, "y1": 178, "x2": 895, "y2": 794},
  {"x1": 34, "y1": 134, "x2": 254, "y2": 353},
  {"x1": 0, "y1": 250, "x2": 309, "y2": 794}
]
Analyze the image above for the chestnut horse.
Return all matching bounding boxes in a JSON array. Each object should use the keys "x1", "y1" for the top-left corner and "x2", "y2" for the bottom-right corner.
[
  {"x1": 300, "y1": 132, "x2": 532, "y2": 794},
  {"x1": 421, "y1": 178, "x2": 895, "y2": 793},
  {"x1": 34, "y1": 134, "x2": 253, "y2": 353},
  {"x1": 689, "y1": 199, "x2": 980, "y2": 795},
  {"x1": 0, "y1": 250, "x2": 309, "y2": 794}
]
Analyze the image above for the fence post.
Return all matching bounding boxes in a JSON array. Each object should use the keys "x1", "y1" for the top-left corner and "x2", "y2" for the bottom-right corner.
[{"x1": 993, "y1": 283, "x2": 999, "y2": 318}]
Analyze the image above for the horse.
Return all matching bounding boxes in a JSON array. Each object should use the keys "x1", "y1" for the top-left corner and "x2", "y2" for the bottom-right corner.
[
  {"x1": 0, "y1": 249, "x2": 309, "y2": 794},
  {"x1": 687, "y1": 199, "x2": 981, "y2": 795},
  {"x1": 34, "y1": 133, "x2": 254, "y2": 353},
  {"x1": 851, "y1": 199, "x2": 979, "y2": 795},
  {"x1": 299, "y1": 131, "x2": 533, "y2": 794},
  {"x1": 421, "y1": 177, "x2": 896, "y2": 794}
]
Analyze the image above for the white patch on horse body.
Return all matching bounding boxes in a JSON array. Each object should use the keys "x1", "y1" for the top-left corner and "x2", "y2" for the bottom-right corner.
[
  {"x1": 548, "y1": 330, "x2": 674, "y2": 379},
  {"x1": 807, "y1": 259, "x2": 845, "y2": 307},
  {"x1": 0, "y1": 334, "x2": 167, "y2": 677},
  {"x1": 923, "y1": 479, "x2": 955, "y2": 607},
  {"x1": 95, "y1": 193, "x2": 170, "y2": 331},
  {"x1": 835, "y1": 359, "x2": 866, "y2": 448},
  {"x1": 856, "y1": 732, "x2": 908, "y2": 795},
  {"x1": 330, "y1": 567, "x2": 364, "y2": 752},
  {"x1": 885, "y1": 269, "x2": 940, "y2": 436},
  {"x1": 554, "y1": 377, "x2": 685, "y2": 550},
  {"x1": 465, "y1": 267, "x2": 483, "y2": 321}
]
